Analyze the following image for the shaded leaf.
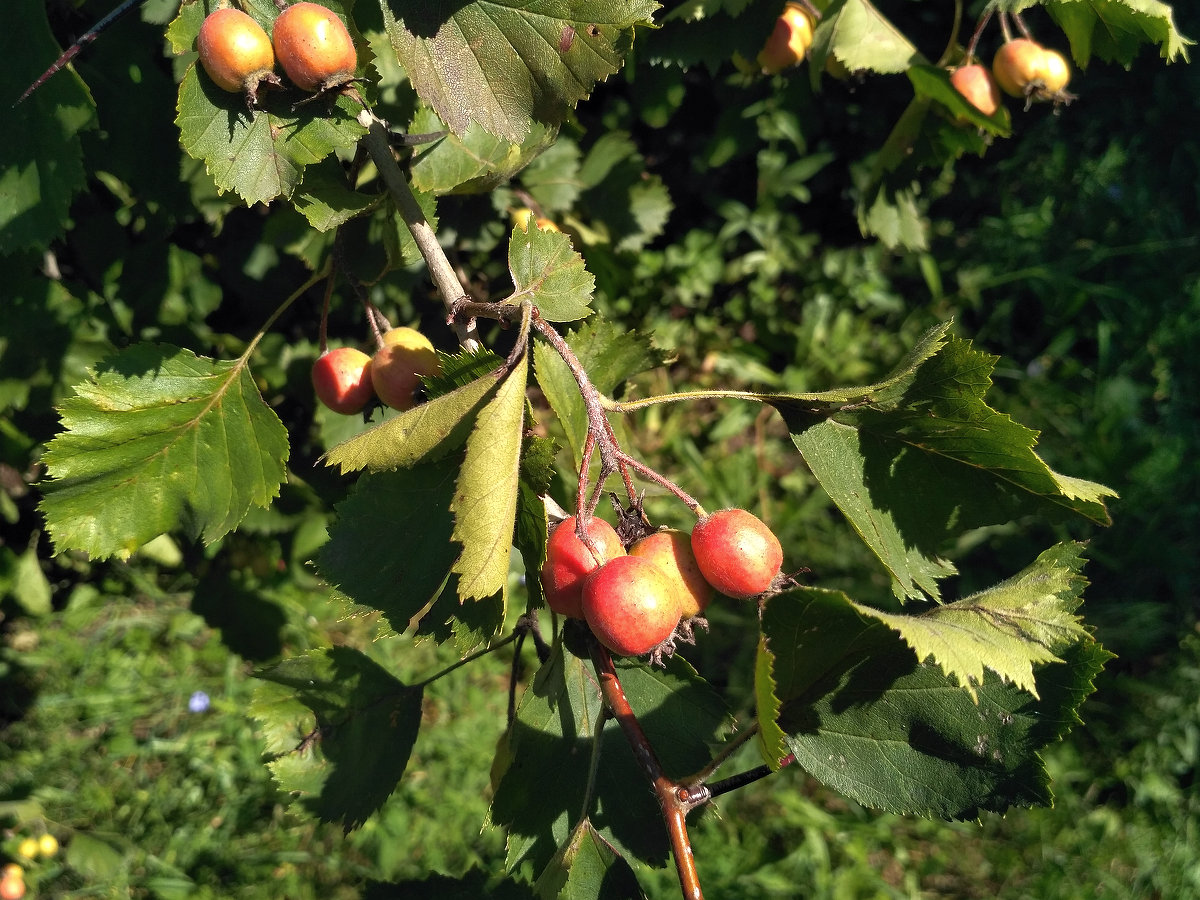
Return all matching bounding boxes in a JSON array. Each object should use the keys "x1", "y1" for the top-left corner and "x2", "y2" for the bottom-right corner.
[
  {"x1": 316, "y1": 460, "x2": 460, "y2": 633},
  {"x1": 853, "y1": 543, "x2": 1090, "y2": 700},
  {"x1": 382, "y1": 0, "x2": 659, "y2": 142},
  {"x1": 757, "y1": 587, "x2": 1110, "y2": 819},
  {"x1": 252, "y1": 647, "x2": 424, "y2": 830},
  {"x1": 0, "y1": 0, "x2": 96, "y2": 254},
  {"x1": 40, "y1": 344, "x2": 289, "y2": 560},
  {"x1": 452, "y1": 360, "x2": 529, "y2": 600},
  {"x1": 508, "y1": 225, "x2": 596, "y2": 323},
  {"x1": 1042, "y1": 0, "x2": 1193, "y2": 65},
  {"x1": 534, "y1": 819, "x2": 647, "y2": 899},
  {"x1": 294, "y1": 157, "x2": 378, "y2": 231}
]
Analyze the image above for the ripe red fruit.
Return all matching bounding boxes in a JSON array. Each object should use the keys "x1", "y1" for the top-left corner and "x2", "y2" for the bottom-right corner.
[
  {"x1": 691, "y1": 509, "x2": 783, "y2": 600},
  {"x1": 540, "y1": 516, "x2": 626, "y2": 619},
  {"x1": 312, "y1": 347, "x2": 374, "y2": 415},
  {"x1": 950, "y1": 64, "x2": 1001, "y2": 117},
  {"x1": 991, "y1": 38, "x2": 1046, "y2": 98},
  {"x1": 0, "y1": 871, "x2": 24, "y2": 900},
  {"x1": 582, "y1": 556, "x2": 682, "y2": 656},
  {"x1": 197, "y1": 8, "x2": 279, "y2": 103},
  {"x1": 370, "y1": 327, "x2": 441, "y2": 411},
  {"x1": 757, "y1": 3, "x2": 815, "y2": 74},
  {"x1": 272, "y1": 2, "x2": 358, "y2": 93},
  {"x1": 629, "y1": 529, "x2": 713, "y2": 619}
]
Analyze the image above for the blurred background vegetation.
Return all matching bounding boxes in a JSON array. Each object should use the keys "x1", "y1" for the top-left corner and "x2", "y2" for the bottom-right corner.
[{"x1": 2, "y1": 0, "x2": 1197, "y2": 897}]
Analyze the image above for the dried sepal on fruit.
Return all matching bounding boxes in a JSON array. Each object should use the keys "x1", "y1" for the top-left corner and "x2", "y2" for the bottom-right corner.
[{"x1": 197, "y1": 8, "x2": 280, "y2": 107}]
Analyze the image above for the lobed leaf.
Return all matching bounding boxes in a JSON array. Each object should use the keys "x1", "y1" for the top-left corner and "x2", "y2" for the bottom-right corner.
[
  {"x1": 820, "y1": 0, "x2": 923, "y2": 75},
  {"x1": 451, "y1": 359, "x2": 529, "y2": 601},
  {"x1": 381, "y1": 0, "x2": 659, "y2": 143},
  {"x1": 1042, "y1": 0, "x2": 1193, "y2": 65},
  {"x1": 39, "y1": 344, "x2": 289, "y2": 560},
  {"x1": 757, "y1": 587, "x2": 1110, "y2": 819},
  {"x1": 852, "y1": 543, "x2": 1091, "y2": 700},
  {"x1": 508, "y1": 225, "x2": 596, "y2": 323},
  {"x1": 251, "y1": 647, "x2": 424, "y2": 830}
]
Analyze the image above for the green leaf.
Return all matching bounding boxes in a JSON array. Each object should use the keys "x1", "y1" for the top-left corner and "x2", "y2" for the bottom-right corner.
[
  {"x1": 534, "y1": 819, "x2": 647, "y2": 900},
  {"x1": 508, "y1": 225, "x2": 596, "y2": 323},
  {"x1": 821, "y1": 0, "x2": 923, "y2": 74},
  {"x1": 0, "y1": 545, "x2": 53, "y2": 617},
  {"x1": 1042, "y1": 0, "x2": 1193, "y2": 65},
  {"x1": 451, "y1": 360, "x2": 529, "y2": 600},
  {"x1": 323, "y1": 373, "x2": 503, "y2": 474},
  {"x1": 0, "y1": 0, "x2": 96, "y2": 254},
  {"x1": 315, "y1": 460, "x2": 461, "y2": 634},
  {"x1": 410, "y1": 107, "x2": 559, "y2": 195},
  {"x1": 515, "y1": 436, "x2": 559, "y2": 611},
  {"x1": 252, "y1": 647, "x2": 424, "y2": 830},
  {"x1": 858, "y1": 179, "x2": 929, "y2": 251},
  {"x1": 294, "y1": 158, "x2": 379, "y2": 232},
  {"x1": 491, "y1": 637, "x2": 729, "y2": 873},
  {"x1": 39, "y1": 344, "x2": 289, "y2": 560},
  {"x1": 758, "y1": 587, "x2": 1110, "y2": 819},
  {"x1": 778, "y1": 335, "x2": 1116, "y2": 600},
  {"x1": 520, "y1": 138, "x2": 586, "y2": 213},
  {"x1": 851, "y1": 543, "x2": 1091, "y2": 700},
  {"x1": 382, "y1": 0, "x2": 659, "y2": 142},
  {"x1": 908, "y1": 65, "x2": 1011, "y2": 136}
]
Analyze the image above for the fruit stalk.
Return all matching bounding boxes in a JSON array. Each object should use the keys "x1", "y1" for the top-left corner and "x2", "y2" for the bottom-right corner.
[
  {"x1": 357, "y1": 109, "x2": 481, "y2": 352},
  {"x1": 590, "y1": 640, "x2": 705, "y2": 900}
]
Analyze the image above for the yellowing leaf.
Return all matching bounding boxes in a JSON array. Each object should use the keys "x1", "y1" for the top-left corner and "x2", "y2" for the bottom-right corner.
[{"x1": 853, "y1": 543, "x2": 1091, "y2": 700}]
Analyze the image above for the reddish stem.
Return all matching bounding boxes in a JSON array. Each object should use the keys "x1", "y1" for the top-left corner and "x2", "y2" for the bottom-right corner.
[{"x1": 590, "y1": 641, "x2": 704, "y2": 900}]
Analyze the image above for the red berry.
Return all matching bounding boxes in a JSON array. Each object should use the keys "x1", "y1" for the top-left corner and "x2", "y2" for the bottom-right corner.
[
  {"x1": 582, "y1": 556, "x2": 682, "y2": 656},
  {"x1": 197, "y1": 8, "x2": 278, "y2": 101},
  {"x1": 629, "y1": 529, "x2": 713, "y2": 619},
  {"x1": 370, "y1": 327, "x2": 441, "y2": 412},
  {"x1": 0, "y1": 872, "x2": 24, "y2": 900},
  {"x1": 992, "y1": 38, "x2": 1045, "y2": 98},
  {"x1": 312, "y1": 347, "x2": 374, "y2": 415},
  {"x1": 690, "y1": 509, "x2": 783, "y2": 600},
  {"x1": 950, "y1": 64, "x2": 1001, "y2": 117},
  {"x1": 757, "y1": 3, "x2": 815, "y2": 75},
  {"x1": 272, "y1": 2, "x2": 358, "y2": 93},
  {"x1": 540, "y1": 516, "x2": 625, "y2": 619}
]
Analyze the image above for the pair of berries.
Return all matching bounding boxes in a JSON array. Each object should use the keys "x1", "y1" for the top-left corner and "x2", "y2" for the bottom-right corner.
[
  {"x1": 950, "y1": 38, "x2": 1072, "y2": 118},
  {"x1": 312, "y1": 327, "x2": 441, "y2": 415},
  {"x1": 541, "y1": 509, "x2": 784, "y2": 657},
  {"x1": 197, "y1": 2, "x2": 357, "y2": 105}
]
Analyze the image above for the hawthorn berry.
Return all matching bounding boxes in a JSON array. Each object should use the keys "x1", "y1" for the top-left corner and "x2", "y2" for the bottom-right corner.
[
  {"x1": 757, "y1": 3, "x2": 815, "y2": 74},
  {"x1": 991, "y1": 38, "x2": 1046, "y2": 98},
  {"x1": 629, "y1": 529, "x2": 713, "y2": 619},
  {"x1": 582, "y1": 556, "x2": 682, "y2": 656},
  {"x1": 196, "y1": 8, "x2": 279, "y2": 104},
  {"x1": 312, "y1": 347, "x2": 374, "y2": 415},
  {"x1": 37, "y1": 834, "x2": 59, "y2": 858},
  {"x1": 1038, "y1": 48, "x2": 1071, "y2": 93},
  {"x1": 949, "y1": 64, "x2": 1001, "y2": 118},
  {"x1": 272, "y1": 2, "x2": 358, "y2": 93},
  {"x1": 540, "y1": 515, "x2": 626, "y2": 619},
  {"x1": 0, "y1": 869, "x2": 23, "y2": 900},
  {"x1": 370, "y1": 327, "x2": 441, "y2": 411},
  {"x1": 690, "y1": 508, "x2": 783, "y2": 600},
  {"x1": 15, "y1": 838, "x2": 37, "y2": 861}
]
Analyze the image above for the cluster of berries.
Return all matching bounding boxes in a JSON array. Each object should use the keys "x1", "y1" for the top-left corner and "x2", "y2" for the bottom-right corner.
[
  {"x1": 541, "y1": 509, "x2": 784, "y2": 657},
  {"x1": 2, "y1": 833, "x2": 59, "y2": 898},
  {"x1": 312, "y1": 327, "x2": 441, "y2": 416},
  {"x1": 197, "y1": 2, "x2": 357, "y2": 106},
  {"x1": 951, "y1": 38, "x2": 1073, "y2": 118}
]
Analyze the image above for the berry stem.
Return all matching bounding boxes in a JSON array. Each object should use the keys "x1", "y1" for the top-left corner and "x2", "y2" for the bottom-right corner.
[
  {"x1": 935, "y1": 0, "x2": 964, "y2": 67},
  {"x1": 589, "y1": 640, "x2": 705, "y2": 900},
  {"x1": 357, "y1": 108, "x2": 482, "y2": 352},
  {"x1": 964, "y1": 7, "x2": 993, "y2": 62}
]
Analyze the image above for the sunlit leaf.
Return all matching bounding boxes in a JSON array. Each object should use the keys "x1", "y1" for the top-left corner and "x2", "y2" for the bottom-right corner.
[
  {"x1": 382, "y1": 0, "x2": 659, "y2": 142},
  {"x1": 40, "y1": 344, "x2": 289, "y2": 560},
  {"x1": 1040, "y1": 0, "x2": 1193, "y2": 64},
  {"x1": 451, "y1": 359, "x2": 529, "y2": 600},
  {"x1": 821, "y1": 0, "x2": 923, "y2": 75},
  {"x1": 507, "y1": 225, "x2": 596, "y2": 323}
]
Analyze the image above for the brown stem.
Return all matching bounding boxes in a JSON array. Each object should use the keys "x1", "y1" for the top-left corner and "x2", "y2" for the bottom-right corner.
[
  {"x1": 964, "y1": 7, "x2": 993, "y2": 62},
  {"x1": 356, "y1": 109, "x2": 482, "y2": 352},
  {"x1": 590, "y1": 641, "x2": 704, "y2": 900}
]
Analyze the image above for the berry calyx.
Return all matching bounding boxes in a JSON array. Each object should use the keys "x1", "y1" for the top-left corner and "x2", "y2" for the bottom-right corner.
[
  {"x1": 540, "y1": 515, "x2": 626, "y2": 619},
  {"x1": 757, "y1": 3, "x2": 815, "y2": 75},
  {"x1": 312, "y1": 347, "x2": 374, "y2": 415},
  {"x1": 949, "y1": 64, "x2": 1001, "y2": 118},
  {"x1": 370, "y1": 327, "x2": 441, "y2": 411},
  {"x1": 582, "y1": 556, "x2": 682, "y2": 657},
  {"x1": 690, "y1": 508, "x2": 783, "y2": 600},
  {"x1": 272, "y1": 2, "x2": 358, "y2": 93},
  {"x1": 629, "y1": 529, "x2": 713, "y2": 619},
  {"x1": 196, "y1": 8, "x2": 279, "y2": 105}
]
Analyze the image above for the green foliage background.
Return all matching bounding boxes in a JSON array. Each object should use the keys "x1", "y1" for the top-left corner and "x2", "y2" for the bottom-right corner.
[{"x1": 1, "y1": 0, "x2": 1197, "y2": 897}]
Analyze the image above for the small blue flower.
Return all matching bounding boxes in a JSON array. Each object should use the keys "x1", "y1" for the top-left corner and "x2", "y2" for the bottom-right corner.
[{"x1": 188, "y1": 690, "x2": 211, "y2": 713}]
